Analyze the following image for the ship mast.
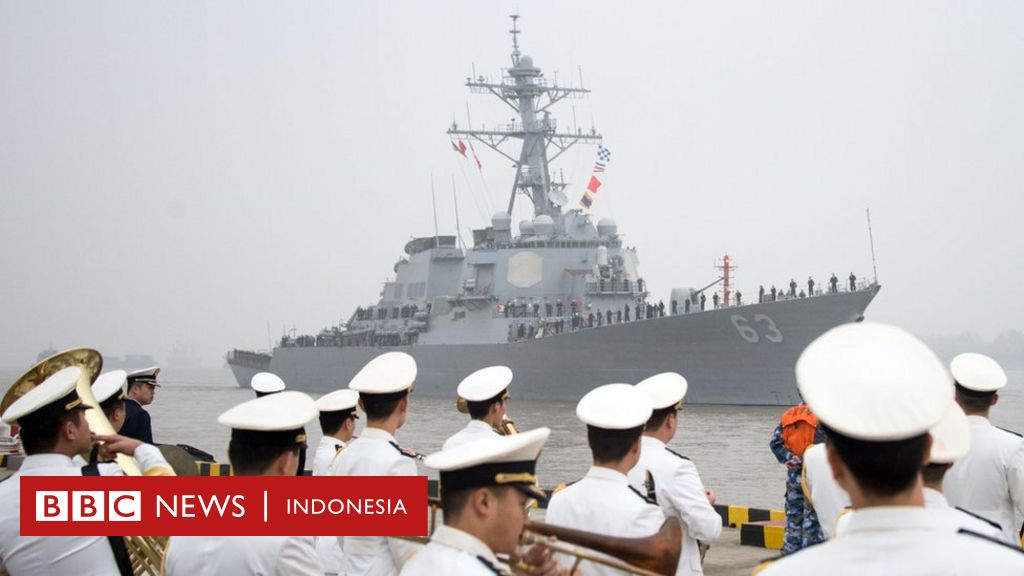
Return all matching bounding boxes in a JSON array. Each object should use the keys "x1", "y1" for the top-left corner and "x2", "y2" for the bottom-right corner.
[{"x1": 448, "y1": 14, "x2": 603, "y2": 219}]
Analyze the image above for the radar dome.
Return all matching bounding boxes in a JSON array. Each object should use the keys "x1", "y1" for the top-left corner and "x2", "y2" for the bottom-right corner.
[
  {"x1": 519, "y1": 220, "x2": 534, "y2": 236},
  {"x1": 533, "y1": 214, "x2": 555, "y2": 237},
  {"x1": 519, "y1": 55, "x2": 534, "y2": 68},
  {"x1": 597, "y1": 217, "x2": 618, "y2": 238},
  {"x1": 492, "y1": 212, "x2": 512, "y2": 231}
]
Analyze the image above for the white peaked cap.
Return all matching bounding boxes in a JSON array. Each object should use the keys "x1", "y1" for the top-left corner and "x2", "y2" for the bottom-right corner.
[
  {"x1": 316, "y1": 389, "x2": 360, "y2": 412},
  {"x1": 348, "y1": 352, "x2": 417, "y2": 394},
  {"x1": 457, "y1": 366, "x2": 513, "y2": 402},
  {"x1": 797, "y1": 322, "x2": 953, "y2": 441},
  {"x1": 928, "y1": 403, "x2": 971, "y2": 464},
  {"x1": 950, "y1": 352, "x2": 1007, "y2": 393},
  {"x1": 218, "y1": 390, "x2": 318, "y2": 432},
  {"x1": 250, "y1": 372, "x2": 286, "y2": 394},
  {"x1": 636, "y1": 372, "x2": 688, "y2": 410},
  {"x1": 577, "y1": 383, "x2": 653, "y2": 430},
  {"x1": 92, "y1": 370, "x2": 127, "y2": 404},
  {"x1": 424, "y1": 427, "x2": 550, "y2": 501},
  {"x1": 2, "y1": 367, "x2": 88, "y2": 424}
]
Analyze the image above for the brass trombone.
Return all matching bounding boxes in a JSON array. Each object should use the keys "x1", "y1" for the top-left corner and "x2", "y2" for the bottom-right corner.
[
  {"x1": 519, "y1": 517, "x2": 682, "y2": 576},
  {"x1": 2, "y1": 349, "x2": 174, "y2": 576}
]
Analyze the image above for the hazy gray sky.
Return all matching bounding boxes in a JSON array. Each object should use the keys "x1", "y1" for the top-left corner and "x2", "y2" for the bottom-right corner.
[{"x1": 1, "y1": 1, "x2": 1022, "y2": 369}]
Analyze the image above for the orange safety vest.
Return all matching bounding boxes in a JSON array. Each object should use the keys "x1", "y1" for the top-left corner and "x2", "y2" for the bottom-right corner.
[{"x1": 781, "y1": 404, "x2": 818, "y2": 458}]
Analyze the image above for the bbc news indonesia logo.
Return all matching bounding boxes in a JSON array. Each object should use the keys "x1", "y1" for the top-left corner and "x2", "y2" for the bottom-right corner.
[{"x1": 21, "y1": 476, "x2": 426, "y2": 537}]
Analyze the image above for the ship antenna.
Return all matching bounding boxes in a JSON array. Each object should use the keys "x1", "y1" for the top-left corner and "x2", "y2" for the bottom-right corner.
[
  {"x1": 431, "y1": 176, "x2": 440, "y2": 249},
  {"x1": 866, "y1": 208, "x2": 878, "y2": 283},
  {"x1": 452, "y1": 175, "x2": 465, "y2": 250},
  {"x1": 509, "y1": 14, "x2": 521, "y2": 66}
]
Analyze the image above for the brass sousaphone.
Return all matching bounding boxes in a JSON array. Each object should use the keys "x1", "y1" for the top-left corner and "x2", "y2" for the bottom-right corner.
[{"x1": 2, "y1": 349, "x2": 173, "y2": 575}]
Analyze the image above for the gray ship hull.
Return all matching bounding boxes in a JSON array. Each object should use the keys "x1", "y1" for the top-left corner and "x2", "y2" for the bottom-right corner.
[{"x1": 230, "y1": 286, "x2": 879, "y2": 405}]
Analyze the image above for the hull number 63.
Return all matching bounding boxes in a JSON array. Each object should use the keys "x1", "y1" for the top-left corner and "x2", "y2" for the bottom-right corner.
[{"x1": 730, "y1": 314, "x2": 783, "y2": 343}]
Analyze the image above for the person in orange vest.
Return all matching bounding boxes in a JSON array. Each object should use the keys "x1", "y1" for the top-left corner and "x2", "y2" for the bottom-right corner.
[{"x1": 770, "y1": 401, "x2": 825, "y2": 554}]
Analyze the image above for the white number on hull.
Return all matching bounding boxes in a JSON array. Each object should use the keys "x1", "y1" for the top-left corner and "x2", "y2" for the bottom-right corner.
[{"x1": 730, "y1": 314, "x2": 784, "y2": 343}]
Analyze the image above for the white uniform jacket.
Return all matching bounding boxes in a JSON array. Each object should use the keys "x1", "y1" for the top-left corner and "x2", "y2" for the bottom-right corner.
[
  {"x1": 626, "y1": 437, "x2": 721, "y2": 576},
  {"x1": 164, "y1": 535, "x2": 321, "y2": 576},
  {"x1": 313, "y1": 436, "x2": 347, "y2": 574},
  {"x1": 0, "y1": 446, "x2": 171, "y2": 576},
  {"x1": 801, "y1": 443, "x2": 851, "y2": 539},
  {"x1": 332, "y1": 428, "x2": 420, "y2": 576},
  {"x1": 943, "y1": 415, "x2": 1024, "y2": 544},
  {"x1": 546, "y1": 466, "x2": 666, "y2": 576},
  {"x1": 442, "y1": 420, "x2": 499, "y2": 451},
  {"x1": 923, "y1": 487, "x2": 1003, "y2": 538},
  {"x1": 399, "y1": 525, "x2": 502, "y2": 576},
  {"x1": 759, "y1": 506, "x2": 1024, "y2": 575}
]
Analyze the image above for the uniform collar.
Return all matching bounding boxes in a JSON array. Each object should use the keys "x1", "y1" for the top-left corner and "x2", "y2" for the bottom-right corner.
[
  {"x1": 320, "y1": 436, "x2": 345, "y2": 448},
  {"x1": 466, "y1": 420, "x2": 495, "y2": 432},
  {"x1": 20, "y1": 453, "x2": 75, "y2": 470},
  {"x1": 922, "y1": 487, "x2": 949, "y2": 509},
  {"x1": 431, "y1": 525, "x2": 501, "y2": 568},
  {"x1": 966, "y1": 414, "x2": 991, "y2": 426},
  {"x1": 641, "y1": 436, "x2": 666, "y2": 450},
  {"x1": 585, "y1": 465, "x2": 629, "y2": 484},
  {"x1": 360, "y1": 427, "x2": 397, "y2": 443},
  {"x1": 844, "y1": 506, "x2": 932, "y2": 535}
]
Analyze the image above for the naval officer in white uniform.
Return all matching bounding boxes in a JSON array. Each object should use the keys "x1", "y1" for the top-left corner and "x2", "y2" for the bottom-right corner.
[
  {"x1": 164, "y1": 390, "x2": 322, "y2": 576},
  {"x1": 759, "y1": 323, "x2": 1024, "y2": 575},
  {"x1": 942, "y1": 352, "x2": 1024, "y2": 544},
  {"x1": 443, "y1": 366, "x2": 512, "y2": 451},
  {"x1": 546, "y1": 383, "x2": 669, "y2": 576},
  {"x1": 921, "y1": 402, "x2": 1003, "y2": 538},
  {"x1": 801, "y1": 441, "x2": 851, "y2": 539},
  {"x1": 0, "y1": 366, "x2": 173, "y2": 576},
  {"x1": 627, "y1": 372, "x2": 721, "y2": 576},
  {"x1": 401, "y1": 428, "x2": 571, "y2": 576},
  {"x1": 333, "y1": 352, "x2": 422, "y2": 576},
  {"x1": 313, "y1": 388, "x2": 360, "y2": 575}
]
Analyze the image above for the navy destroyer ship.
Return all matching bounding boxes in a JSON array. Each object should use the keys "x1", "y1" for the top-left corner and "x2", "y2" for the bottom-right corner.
[{"x1": 227, "y1": 17, "x2": 879, "y2": 405}]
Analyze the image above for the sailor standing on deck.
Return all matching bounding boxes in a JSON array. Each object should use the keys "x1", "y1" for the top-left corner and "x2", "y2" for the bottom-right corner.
[
  {"x1": 402, "y1": 428, "x2": 573, "y2": 576},
  {"x1": 627, "y1": 373, "x2": 721, "y2": 576},
  {"x1": 313, "y1": 388, "x2": 360, "y2": 575},
  {"x1": 546, "y1": 384, "x2": 668, "y2": 576},
  {"x1": 333, "y1": 352, "x2": 422, "y2": 576},
  {"x1": 758, "y1": 323, "x2": 1024, "y2": 575},
  {"x1": 0, "y1": 367, "x2": 174, "y2": 576},
  {"x1": 942, "y1": 352, "x2": 1024, "y2": 544},
  {"x1": 164, "y1": 391, "x2": 322, "y2": 576},
  {"x1": 121, "y1": 365, "x2": 160, "y2": 444},
  {"x1": 444, "y1": 366, "x2": 513, "y2": 451}
]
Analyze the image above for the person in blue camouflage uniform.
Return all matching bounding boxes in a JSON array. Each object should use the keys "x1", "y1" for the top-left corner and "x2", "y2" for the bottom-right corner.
[{"x1": 770, "y1": 423, "x2": 825, "y2": 554}]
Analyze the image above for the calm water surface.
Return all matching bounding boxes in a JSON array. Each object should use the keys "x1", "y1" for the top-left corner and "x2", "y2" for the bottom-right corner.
[{"x1": 4, "y1": 367, "x2": 1021, "y2": 510}]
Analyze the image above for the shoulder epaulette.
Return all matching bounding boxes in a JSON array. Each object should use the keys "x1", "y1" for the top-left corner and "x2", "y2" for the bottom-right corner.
[
  {"x1": 957, "y1": 528, "x2": 1024, "y2": 555},
  {"x1": 665, "y1": 447, "x2": 690, "y2": 461},
  {"x1": 954, "y1": 507, "x2": 1003, "y2": 531},
  {"x1": 996, "y1": 426, "x2": 1022, "y2": 438},
  {"x1": 389, "y1": 441, "x2": 424, "y2": 461},
  {"x1": 628, "y1": 485, "x2": 657, "y2": 506},
  {"x1": 475, "y1": 555, "x2": 502, "y2": 575}
]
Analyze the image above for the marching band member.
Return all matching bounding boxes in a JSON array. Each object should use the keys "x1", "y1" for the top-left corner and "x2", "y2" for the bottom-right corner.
[
  {"x1": 251, "y1": 372, "x2": 307, "y2": 476},
  {"x1": 164, "y1": 390, "x2": 322, "y2": 575},
  {"x1": 0, "y1": 367, "x2": 172, "y2": 575},
  {"x1": 922, "y1": 403, "x2": 1003, "y2": 537},
  {"x1": 333, "y1": 352, "x2": 421, "y2": 576},
  {"x1": 759, "y1": 323, "x2": 1024, "y2": 575},
  {"x1": 942, "y1": 352, "x2": 1024, "y2": 544},
  {"x1": 545, "y1": 383, "x2": 668, "y2": 576},
  {"x1": 313, "y1": 388, "x2": 360, "y2": 574},
  {"x1": 402, "y1": 428, "x2": 571, "y2": 576},
  {"x1": 444, "y1": 366, "x2": 513, "y2": 450},
  {"x1": 628, "y1": 373, "x2": 721, "y2": 575}
]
